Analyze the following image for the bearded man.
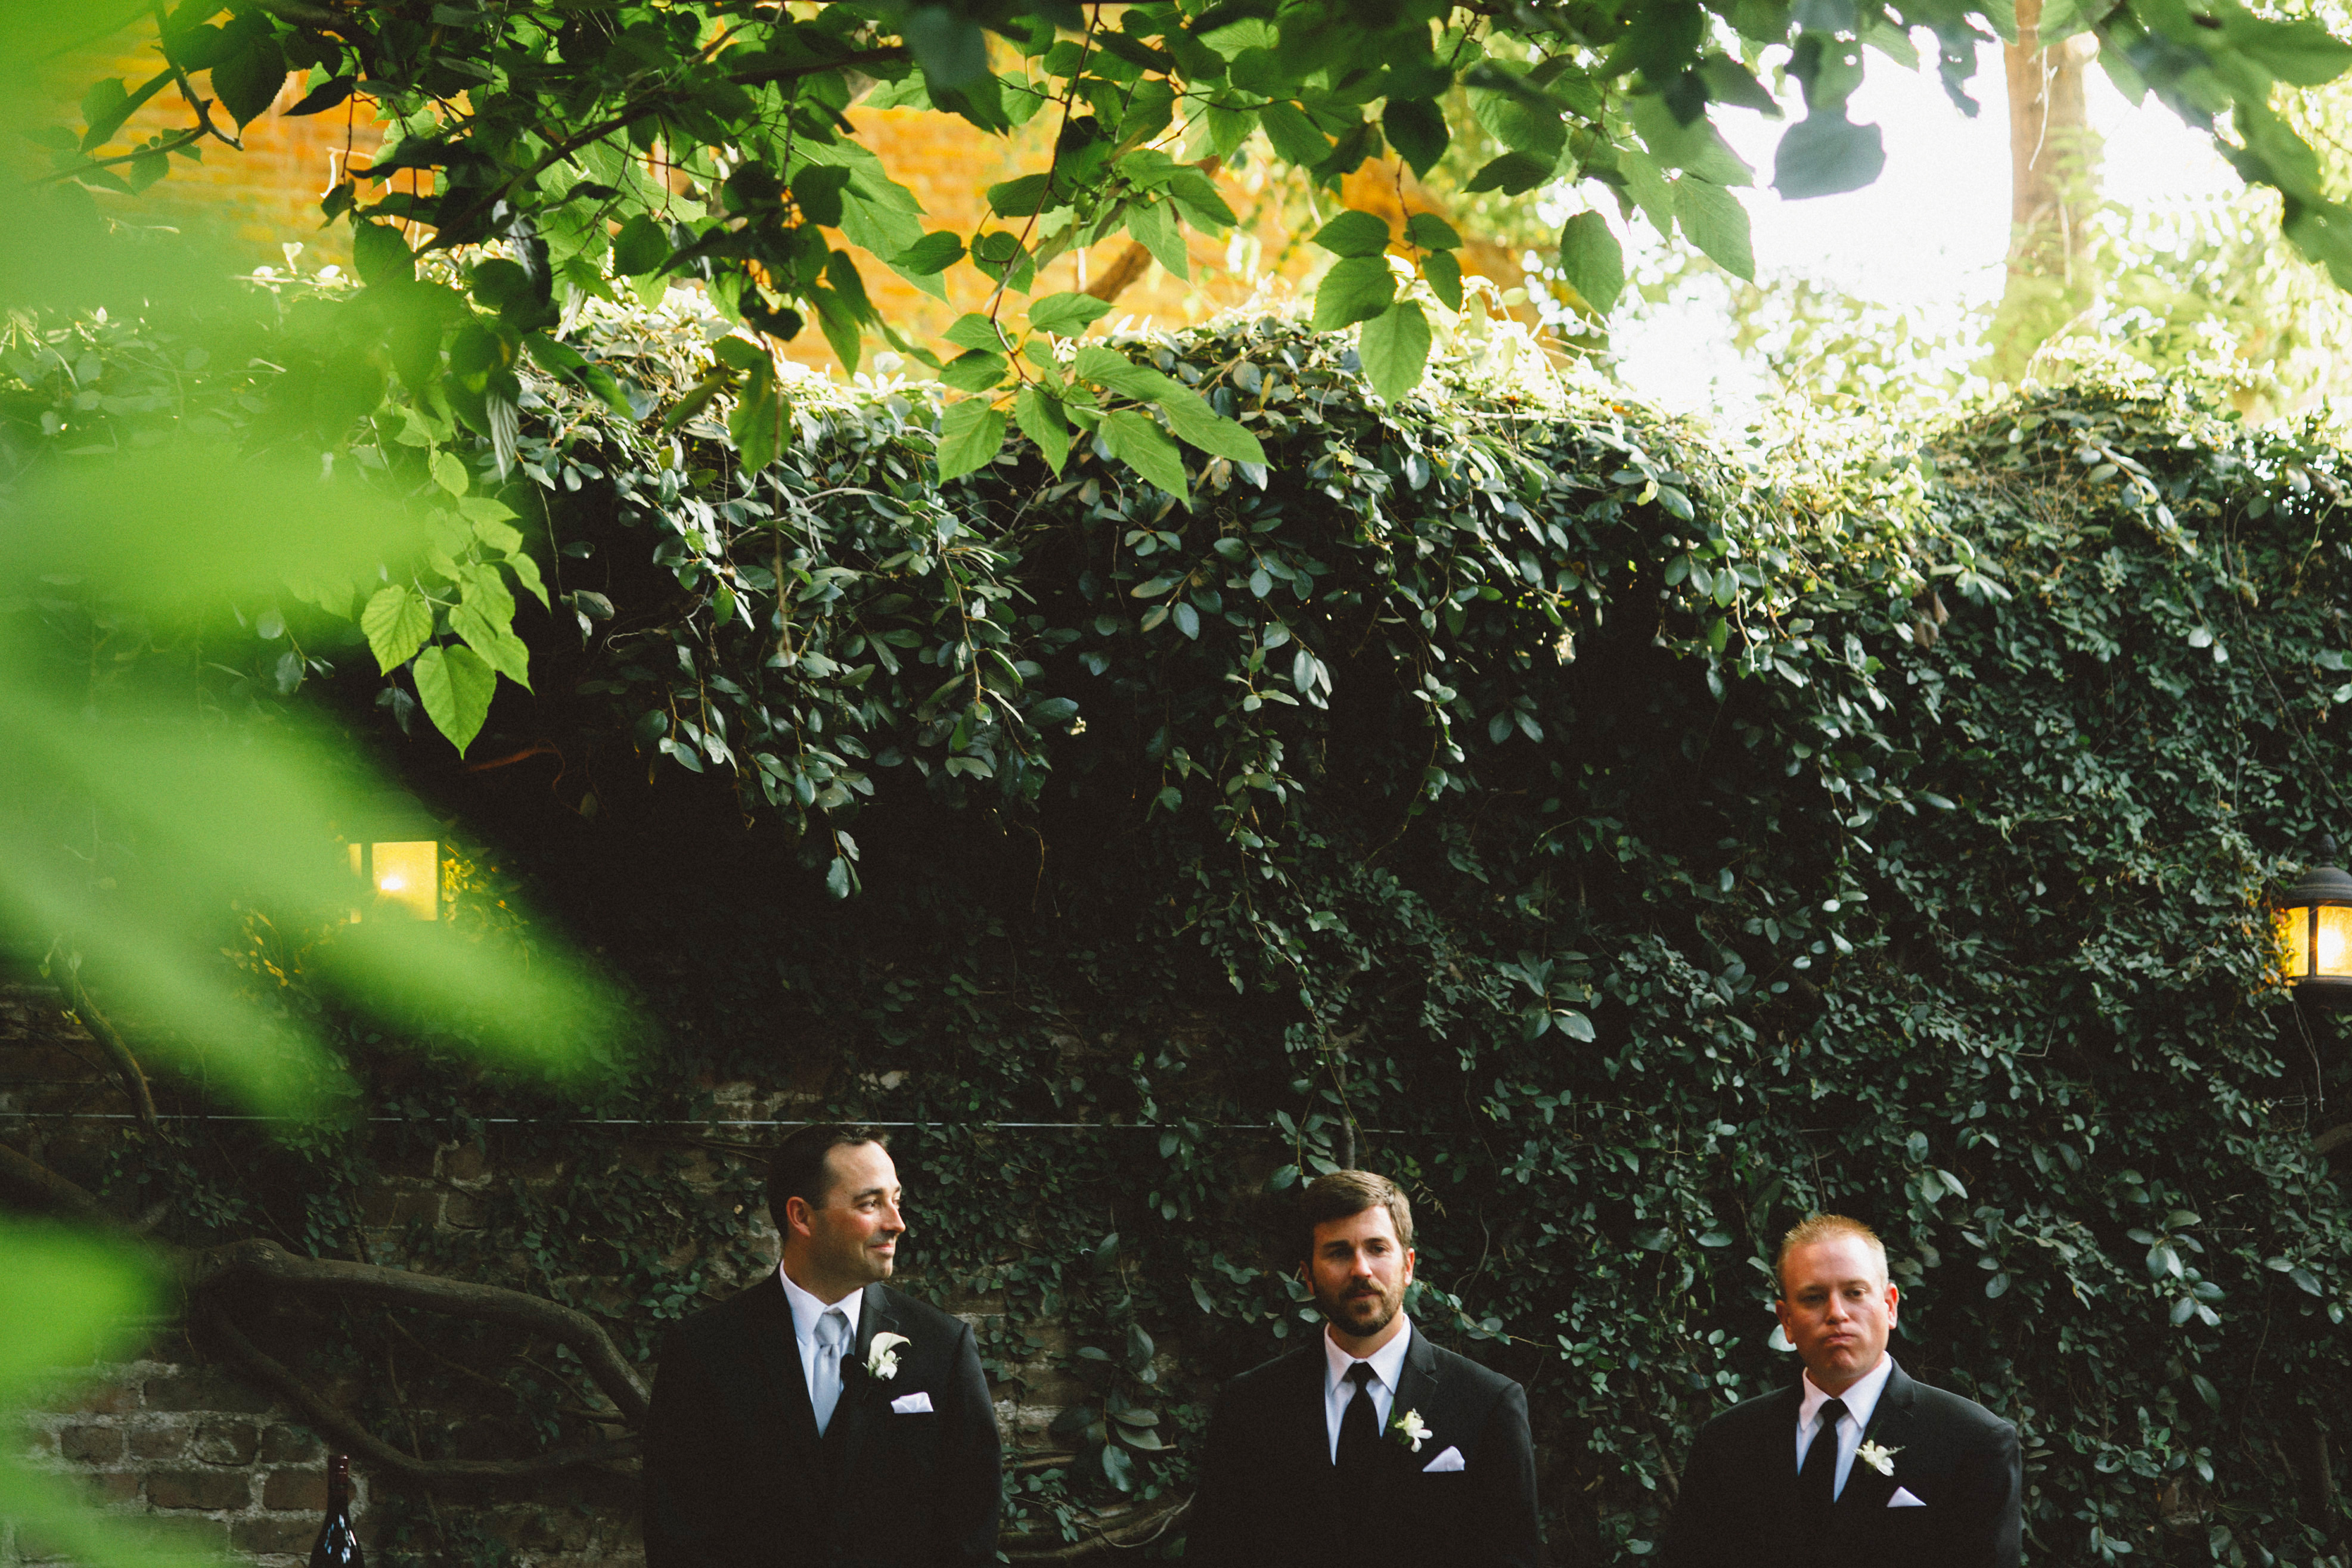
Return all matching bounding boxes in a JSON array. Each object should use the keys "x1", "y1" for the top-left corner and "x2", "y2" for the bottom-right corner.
[
  {"x1": 1658, "y1": 1213, "x2": 2021, "y2": 1568},
  {"x1": 1184, "y1": 1169, "x2": 1544, "y2": 1567}
]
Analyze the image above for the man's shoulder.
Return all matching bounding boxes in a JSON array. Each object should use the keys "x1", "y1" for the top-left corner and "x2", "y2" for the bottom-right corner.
[
  {"x1": 877, "y1": 1284, "x2": 975, "y2": 1342},
  {"x1": 1694, "y1": 1380, "x2": 1802, "y2": 1442},
  {"x1": 665, "y1": 1275, "x2": 780, "y2": 1353},
  {"x1": 1220, "y1": 1342, "x2": 1323, "y2": 1400},
  {"x1": 1415, "y1": 1336, "x2": 1521, "y2": 1398},
  {"x1": 1901, "y1": 1373, "x2": 2015, "y2": 1440}
]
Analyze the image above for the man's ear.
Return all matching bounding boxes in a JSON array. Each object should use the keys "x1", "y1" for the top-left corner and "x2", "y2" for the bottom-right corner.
[{"x1": 782, "y1": 1194, "x2": 814, "y2": 1238}]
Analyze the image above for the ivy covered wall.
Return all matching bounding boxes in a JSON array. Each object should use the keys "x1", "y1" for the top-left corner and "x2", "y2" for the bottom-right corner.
[{"x1": 7, "y1": 289, "x2": 2352, "y2": 1566}]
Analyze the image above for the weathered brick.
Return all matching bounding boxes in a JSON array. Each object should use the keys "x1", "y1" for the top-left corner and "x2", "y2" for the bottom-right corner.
[
  {"x1": 443, "y1": 1141, "x2": 489, "y2": 1182},
  {"x1": 443, "y1": 1191, "x2": 489, "y2": 1228},
  {"x1": 83, "y1": 1470, "x2": 138, "y2": 1505},
  {"x1": 57, "y1": 1424, "x2": 122, "y2": 1463},
  {"x1": 358, "y1": 1184, "x2": 436, "y2": 1226},
  {"x1": 232, "y1": 1516, "x2": 325, "y2": 1555},
  {"x1": 263, "y1": 1467, "x2": 328, "y2": 1512},
  {"x1": 144, "y1": 1368, "x2": 272, "y2": 1414},
  {"x1": 148, "y1": 1468, "x2": 251, "y2": 1510},
  {"x1": 190, "y1": 1416, "x2": 258, "y2": 1465},
  {"x1": 48, "y1": 1380, "x2": 138, "y2": 1415},
  {"x1": 259, "y1": 1423, "x2": 323, "y2": 1463},
  {"x1": 129, "y1": 1423, "x2": 187, "y2": 1460}
]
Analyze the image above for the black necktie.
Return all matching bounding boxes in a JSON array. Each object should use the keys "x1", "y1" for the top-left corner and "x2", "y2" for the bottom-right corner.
[
  {"x1": 1798, "y1": 1396, "x2": 1850, "y2": 1520},
  {"x1": 1336, "y1": 1362, "x2": 1380, "y2": 1473}
]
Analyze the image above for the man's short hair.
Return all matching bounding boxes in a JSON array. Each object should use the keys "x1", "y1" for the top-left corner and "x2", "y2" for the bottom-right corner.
[
  {"x1": 1299, "y1": 1170, "x2": 1414, "y2": 1259},
  {"x1": 767, "y1": 1123, "x2": 887, "y2": 1223},
  {"x1": 1775, "y1": 1213, "x2": 1888, "y2": 1295}
]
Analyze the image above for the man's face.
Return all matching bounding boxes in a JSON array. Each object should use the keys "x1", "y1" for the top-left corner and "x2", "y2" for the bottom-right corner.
[
  {"x1": 1775, "y1": 1234, "x2": 1898, "y2": 1393},
  {"x1": 1307, "y1": 1204, "x2": 1415, "y2": 1340},
  {"x1": 790, "y1": 1141, "x2": 904, "y2": 1286}
]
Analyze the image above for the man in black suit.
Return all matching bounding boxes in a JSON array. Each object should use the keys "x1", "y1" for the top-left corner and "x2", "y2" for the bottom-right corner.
[
  {"x1": 643, "y1": 1125, "x2": 1001, "y2": 1567},
  {"x1": 1186, "y1": 1170, "x2": 1544, "y2": 1568},
  {"x1": 1659, "y1": 1214, "x2": 2021, "y2": 1568}
]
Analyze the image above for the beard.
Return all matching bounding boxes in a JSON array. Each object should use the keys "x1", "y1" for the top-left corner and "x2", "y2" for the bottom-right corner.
[{"x1": 1316, "y1": 1277, "x2": 1402, "y2": 1336}]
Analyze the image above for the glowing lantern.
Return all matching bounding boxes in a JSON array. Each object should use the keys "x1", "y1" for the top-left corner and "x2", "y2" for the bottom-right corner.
[
  {"x1": 345, "y1": 794, "x2": 441, "y2": 923},
  {"x1": 2277, "y1": 852, "x2": 2352, "y2": 1004}
]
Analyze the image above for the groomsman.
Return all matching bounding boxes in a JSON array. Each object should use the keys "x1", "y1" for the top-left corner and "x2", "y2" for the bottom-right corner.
[
  {"x1": 1186, "y1": 1170, "x2": 1544, "y2": 1567},
  {"x1": 642, "y1": 1125, "x2": 1002, "y2": 1567},
  {"x1": 1659, "y1": 1214, "x2": 2022, "y2": 1568}
]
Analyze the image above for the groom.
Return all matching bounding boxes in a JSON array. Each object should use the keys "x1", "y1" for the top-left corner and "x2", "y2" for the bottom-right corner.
[
  {"x1": 1185, "y1": 1170, "x2": 1544, "y2": 1567},
  {"x1": 1659, "y1": 1214, "x2": 2021, "y2": 1568},
  {"x1": 642, "y1": 1125, "x2": 1001, "y2": 1566}
]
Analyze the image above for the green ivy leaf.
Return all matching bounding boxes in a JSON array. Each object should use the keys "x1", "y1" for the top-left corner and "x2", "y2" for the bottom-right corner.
[
  {"x1": 1773, "y1": 111, "x2": 1887, "y2": 199},
  {"x1": 1311, "y1": 209, "x2": 1392, "y2": 257},
  {"x1": 935, "y1": 399, "x2": 1009, "y2": 482},
  {"x1": 1100, "y1": 409, "x2": 1190, "y2": 499},
  {"x1": 1673, "y1": 177, "x2": 1754, "y2": 280},
  {"x1": 412, "y1": 643, "x2": 497, "y2": 755},
  {"x1": 361, "y1": 584, "x2": 433, "y2": 673},
  {"x1": 1557, "y1": 210, "x2": 1625, "y2": 313},
  {"x1": 1358, "y1": 299, "x2": 1431, "y2": 403},
  {"x1": 1311, "y1": 255, "x2": 1395, "y2": 331}
]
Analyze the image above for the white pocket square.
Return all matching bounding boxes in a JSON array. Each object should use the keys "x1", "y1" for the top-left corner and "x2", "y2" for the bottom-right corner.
[
  {"x1": 1888, "y1": 1486, "x2": 1926, "y2": 1508},
  {"x1": 1422, "y1": 1445, "x2": 1465, "y2": 1473},
  {"x1": 889, "y1": 1391, "x2": 934, "y2": 1414}
]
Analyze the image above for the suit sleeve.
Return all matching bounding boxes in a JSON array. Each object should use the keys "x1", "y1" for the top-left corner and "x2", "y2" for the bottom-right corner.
[
  {"x1": 1655, "y1": 1418, "x2": 1729, "y2": 1568},
  {"x1": 641, "y1": 1328, "x2": 726, "y2": 1568},
  {"x1": 1470, "y1": 1380, "x2": 1546, "y2": 1568},
  {"x1": 1181, "y1": 1382, "x2": 1253, "y2": 1568},
  {"x1": 934, "y1": 1318, "x2": 1004, "y2": 1565},
  {"x1": 1946, "y1": 1416, "x2": 2022, "y2": 1568}
]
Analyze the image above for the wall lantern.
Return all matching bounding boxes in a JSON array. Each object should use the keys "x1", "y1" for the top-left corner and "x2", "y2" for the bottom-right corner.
[
  {"x1": 2278, "y1": 841, "x2": 2352, "y2": 1004},
  {"x1": 345, "y1": 793, "x2": 442, "y2": 923}
]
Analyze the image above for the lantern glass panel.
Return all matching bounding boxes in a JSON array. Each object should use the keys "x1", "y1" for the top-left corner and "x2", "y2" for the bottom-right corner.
[
  {"x1": 2282, "y1": 906, "x2": 2314, "y2": 980},
  {"x1": 370, "y1": 840, "x2": 439, "y2": 921},
  {"x1": 2318, "y1": 905, "x2": 2352, "y2": 977}
]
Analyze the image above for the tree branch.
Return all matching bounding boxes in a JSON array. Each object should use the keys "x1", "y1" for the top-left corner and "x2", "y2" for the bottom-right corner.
[
  {"x1": 191, "y1": 1238, "x2": 651, "y2": 1424},
  {"x1": 64, "y1": 972, "x2": 157, "y2": 1131},
  {"x1": 204, "y1": 1302, "x2": 641, "y2": 1482},
  {"x1": 2315, "y1": 1122, "x2": 2352, "y2": 1157},
  {"x1": 1003, "y1": 1495, "x2": 1189, "y2": 1561},
  {"x1": 0, "y1": 1140, "x2": 134, "y2": 1231}
]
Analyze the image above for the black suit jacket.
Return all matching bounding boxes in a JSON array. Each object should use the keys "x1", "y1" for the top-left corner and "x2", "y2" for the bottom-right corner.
[
  {"x1": 1185, "y1": 1325, "x2": 1544, "y2": 1568},
  {"x1": 1659, "y1": 1360, "x2": 2021, "y2": 1568},
  {"x1": 642, "y1": 1275, "x2": 1001, "y2": 1568}
]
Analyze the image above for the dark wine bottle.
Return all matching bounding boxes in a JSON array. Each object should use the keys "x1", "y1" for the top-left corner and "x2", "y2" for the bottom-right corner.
[{"x1": 307, "y1": 1454, "x2": 365, "y2": 1568}]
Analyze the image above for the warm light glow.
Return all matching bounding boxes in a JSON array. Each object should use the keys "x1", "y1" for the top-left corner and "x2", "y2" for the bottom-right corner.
[
  {"x1": 367, "y1": 840, "x2": 439, "y2": 921},
  {"x1": 2282, "y1": 906, "x2": 2313, "y2": 980},
  {"x1": 2319, "y1": 906, "x2": 2352, "y2": 977}
]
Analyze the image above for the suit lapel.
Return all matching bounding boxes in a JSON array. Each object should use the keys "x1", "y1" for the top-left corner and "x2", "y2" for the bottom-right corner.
[
  {"x1": 1829, "y1": 1362, "x2": 1915, "y2": 1545},
  {"x1": 828, "y1": 1284, "x2": 895, "y2": 1469},
  {"x1": 1389, "y1": 1326, "x2": 1442, "y2": 1476},
  {"x1": 743, "y1": 1274, "x2": 823, "y2": 1452}
]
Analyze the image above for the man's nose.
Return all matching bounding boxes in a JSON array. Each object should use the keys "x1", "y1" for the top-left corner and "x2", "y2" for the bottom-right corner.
[{"x1": 880, "y1": 1200, "x2": 905, "y2": 1232}]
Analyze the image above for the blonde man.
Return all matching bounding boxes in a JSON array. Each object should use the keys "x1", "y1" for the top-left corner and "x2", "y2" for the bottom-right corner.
[{"x1": 1658, "y1": 1215, "x2": 2021, "y2": 1568}]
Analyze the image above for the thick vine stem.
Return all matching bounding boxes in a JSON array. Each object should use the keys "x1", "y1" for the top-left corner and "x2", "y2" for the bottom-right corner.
[
  {"x1": 203, "y1": 1302, "x2": 642, "y2": 1481},
  {"x1": 63, "y1": 973, "x2": 158, "y2": 1131},
  {"x1": 1002, "y1": 1495, "x2": 1189, "y2": 1561},
  {"x1": 191, "y1": 1238, "x2": 651, "y2": 1424}
]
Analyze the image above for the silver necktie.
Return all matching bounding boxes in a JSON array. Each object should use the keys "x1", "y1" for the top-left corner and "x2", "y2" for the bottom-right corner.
[{"x1": 811, "y1": 1307, "x2": 849, "y2": 1436}]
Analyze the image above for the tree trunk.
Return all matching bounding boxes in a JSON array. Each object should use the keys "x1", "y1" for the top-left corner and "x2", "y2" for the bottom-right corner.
[{"x1": 1989, "y1": 0, "x2": 2103, "y2": 381}]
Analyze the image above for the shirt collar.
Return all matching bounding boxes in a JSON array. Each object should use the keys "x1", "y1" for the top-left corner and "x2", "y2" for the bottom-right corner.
[
  {"x1": 1323, "y1": 1315, "x2": 1414, "y2": 1397},
  {"x1": 1798, "y1": 1350, "x2": 1895, "y2": 1434},
  {"x1": 777, "y1": 1264, "x2": 865, "y2": 1344}
]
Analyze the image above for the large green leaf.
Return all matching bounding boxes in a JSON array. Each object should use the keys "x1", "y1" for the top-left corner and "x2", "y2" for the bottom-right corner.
[
  {"x1": 1099, "y1": 409, "x2": 1190, "y2": 499},
  {"x1": 1157, "y1": 391, "x2": 1266, "y2": 464},
  {"x1": 1311, "y1": 209, "x2": 1392, "y2": 257},
  {"x1": 1358, "y1": 299, "x2": 1432, "y2": 403},
  {"x1": 412, "y1": 642, "x2": 497, "y2": 754},
  {"x1": 210, "y1": 29, "x2": 286, "y2": 126},
  {"x1": 1672, "y1": 177, "x2": 1755, "y2": 280},
  {"x1": 935, "y1": 398, "x2": 1009, "y2": 481},
  {"x1": 361, "y1": 583, "x2": 434, "y2": 673},
  {"x1": 1257, "y1": 101, "x2": 1330, "y2": 167},
  {"x1": 1773, "y1": 111, "x2": 1886, "y2": 199},
  {"x1": 1312, "y1": 255, "x2": 1396, "y2": 331},
  {"x1": 1029, "y1": 291, "x2": 1114, "y2": 336},
  {"x1": 1015, "y1": 384, "x2": 1072, "y2": 473},
  {"x1": 1383, "y1": 98, "x2": 1450, "y2": 177},
  {"x1": 1557, "y1": 210, "x2": 1625, "y2": 313}
]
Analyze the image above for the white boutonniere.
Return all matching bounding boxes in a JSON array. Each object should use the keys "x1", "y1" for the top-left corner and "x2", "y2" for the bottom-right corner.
[
  {"x1": 1392, "y1": 1409, "x2": 1431, "y2": 1453},
  {"x1": 866, "y1": 1331, "x2": 911, "y2": 1380},
  {"x1": 1855, "y1": 1439, "x2": 1902, "y2": 1477}
]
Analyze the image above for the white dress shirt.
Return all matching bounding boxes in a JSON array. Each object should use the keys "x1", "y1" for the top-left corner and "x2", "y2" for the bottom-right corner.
[
  {"x1": 1794, "y1": 1352, "x2": 1895, "y2": 1501},
  {"x1": 1321, "y1": 1316, "x2": 1413, "y2": 1464},
  {"x1": 779, "y1": 1266, "x2": 865, "y2": 1396}
]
